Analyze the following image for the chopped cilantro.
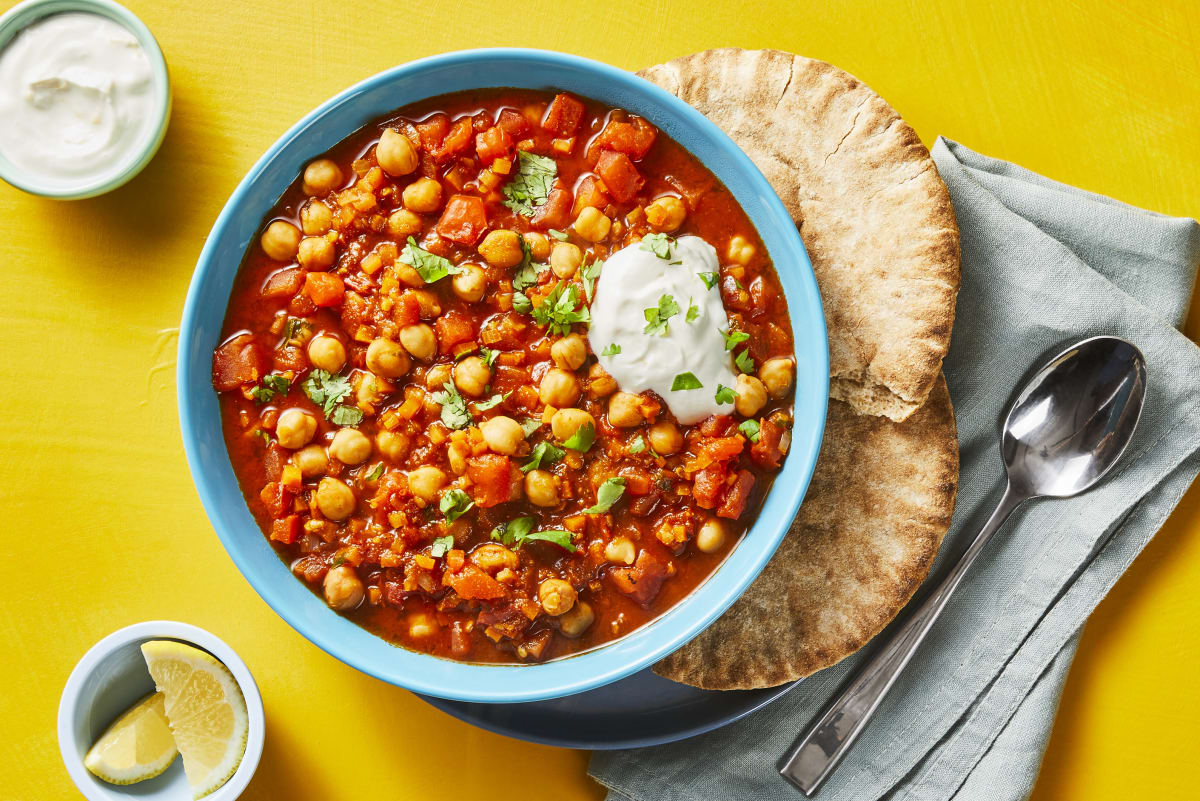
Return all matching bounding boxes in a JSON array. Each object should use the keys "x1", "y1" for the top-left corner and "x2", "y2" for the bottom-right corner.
[
  {"x1": 522, "y1": 440, "x2": 565, "y2": 473},
  {"x1": 643, "y1": 294, "x2": 680, "y2": 337},
  {"x1": 490, "y1": 516, "x2": 577, "y2": 552},
  {"x1": 581, "y1": 259, "x2": 603, "y2": 303},
  {"x1": 640, "y1": 232, "x2": 675, "y2": 259},
  {"x1": 512, "y1": 291, "x2": 532, "y2": 314},
  {"x1": 601, "y1": 343, "x2": 621, "y2": 357},
  {"x1": 250, "y1": 374, "x2": 290, "y2": 404},
  {"x1": 698, "y1": 272, "x2": 719, "y2": 290},
  {"x1": 431, "y1": 380, "x2": 473, "y2": 429},
  {"x1": 512, "y1": 236, "x2": 550, "y2": 290},
  {"x1": 479, "y1": 347, "x2": 499, "y2": 367},
  {"x1": 475, "y1": 392, "x2": 509, "y2": 411},
  {"x1": 254, "y1": 428, "x2": 272, "y2": 445},
  {"x1": 365, "y1": 463, "x2": 385, "y2": 481},
  {"x1": 562, "y1": 421, "x2": 595, "y2": 452},
  {"x1": 439, "y1": 488, "x2": 475, "y2": 523},
  {"x1": 583, "y1": 477, "x2": 626, "y2": 514},
  {"x1": 686, "y1": 298, "x2": 700, "y2": 323},
  {"x1": 520, "y1": 417, "x2": 543, "y2": 436},
  {"x1": 739, "y1": 419, "x2": 761, "y2": 443},
  {"x1": 502, "y1": 151, "x2": 557, "y2": 216},
  {"x1": 430, "y1": 534, "x2": 455, "y2": 558},
  {"x1": 548, "y1": 229, "x2": 569, "y2": 241},
  {"x1": 722, "y1": 329, "x2": 750, "y2": 351},
  {"x1": 714, "y1": 383, "x2": 736, "y2": 405},
  {"x1": 671, "y1": 372, "x2": 703, "y2": 391},
  {"x1": 523, "y1": 529, "x2": 577, "y2": 551},
  {"x1": 330, "y1": 404, "x2": 364, "y2": 426},
  {"x1": 399, "y1": 236, "x2": 461, "y2": 283},
  {"x1": 628, "y1": 435, "x2": 647, "y2": 454},
  {"x1": 301, "y1": 369, "x2": 352, "y2": 416},
  {"x1": 735, "y1": 348, "x2": 756, "y2": 374},
  {"x1": 532, "y1": 282, "x2": 590, "y2": 336}
]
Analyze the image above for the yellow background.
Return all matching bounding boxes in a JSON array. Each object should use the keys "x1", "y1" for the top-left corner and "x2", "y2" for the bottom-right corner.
[{"x1": 1, "y1": 0, "x2": 1197, "y2": 798}]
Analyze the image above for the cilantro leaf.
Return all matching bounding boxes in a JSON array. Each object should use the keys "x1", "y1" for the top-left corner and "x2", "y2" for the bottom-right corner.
[
  {"x1": 715, "y1": 383, "x2": 736, "y2": 405},
  {"x1": 581, "y1": 259, "x2": 603, "y2": 303},
  {"x1": 562, "y1": 421, "x2": 595, "y2": 452},
  {"x1": 430, "y1": 535, "x2": 455, "y2": 557},
  {"x1": 431, "y1": 380, "x2": 473, "y2": 429},
  {"x1": 532, "y1": 282, "x2": 590, "y2": 336},
  {"x1": 522, "y1": 440, "x2": 564, "y2": 473},
  {"x1": 399, "y1": 236, "x2": 461, "y2": 283},
  {"x1": 601, "y1": 343, "x2": 621, "y2": 357},
  {"x1": 365, "y1": 463, "x2": 385, "y2": 481},
  {"x1": 301, "y1": 369, "x2": 352, "y2": 416},
  {"x1": 522, "y1": 529, "x2": 577, "y2": 551},
  {"x1": 284, "y1": 317, "x2": 312, "y2": 341},
  {"x1": 439, "y1": 488, "x2": 475, "y2": 522},
  {"x1": 739, "y1": 418, "x2": 761, "y2": 443},
  {"x1": 735, "y1": 348, "x2": 756, "y2": 374},
  {"x1": 643, "y1": 294, "x2": 680, "y2": 336},
  {"x1": 330, "y1": 404, "x2": 364, "y2": 426},
  {"x1": 512, "y1": 291, "x2": 532, "y2": 314},
  {"x1": 698, "y1": 272, "x2": 720, "y2": 290},
  {"x1": 548, "y1": 229, "x2": 569, "y2": 241},
  {"x1": 722, "y1": 329, "x2": 750, "y2": 351},
  {"x1": 512, "y1": 236, "x2": 550, "y2": 290},
  {"x1": 502, "y1": 151, "x2": 557, "y2": 216},
  {"x1": 475, "y1": 392, "x2": 508, "y2": 411},
  {"x1": 479, "y1": 347, "x2": 499, "y2": 367},
  {"x1": 671, "y1": 372, "x2": 703, "y2": 391},
  {"x1": 250, "y1": 374, "x2": 290, "y2": 404},
  {"x1": 628, "y1": 435, "x2": 647, "y2": 454},
  {"x1": 686, "y1": 297, "x2": 700, "y2": 323},
  {"x1": 520, "y1": 417, "x2": 543, "y2": 436},
  {"x1": 640, "y1": 233, "x2": 675, "y2": 259},
  {"x1": 583, "y1": 477, "x2": 626, "y2": 514},
  {"x1": 491, "y1": 515, "x2": 535, "y2": 545}
]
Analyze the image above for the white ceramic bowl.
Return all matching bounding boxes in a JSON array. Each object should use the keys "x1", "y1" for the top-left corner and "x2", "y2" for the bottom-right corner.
[{"x1": 58, "y1": 621, "x2": 264, "y2": 801}]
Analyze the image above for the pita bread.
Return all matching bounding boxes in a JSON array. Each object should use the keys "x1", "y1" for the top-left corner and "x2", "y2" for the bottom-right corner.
[
  {"x1": 654, "y1": 375, "x2": 958, "y2": 689},
  {"x1": 639, "y1": 49, "x2": 960, "y2": 421}
]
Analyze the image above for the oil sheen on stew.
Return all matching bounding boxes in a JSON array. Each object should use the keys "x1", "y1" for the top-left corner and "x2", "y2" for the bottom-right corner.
[{"x1": 212, "y1": 89, "x2": 797, "y2": 664}]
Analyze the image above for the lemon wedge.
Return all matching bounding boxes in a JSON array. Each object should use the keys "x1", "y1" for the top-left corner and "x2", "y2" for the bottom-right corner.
[
  {"x1": 141, "y1": 640, "x2": 248, "y2": 799},
  {"x1": 83, "y1": 691, "x2": 178, "y2": 784}
]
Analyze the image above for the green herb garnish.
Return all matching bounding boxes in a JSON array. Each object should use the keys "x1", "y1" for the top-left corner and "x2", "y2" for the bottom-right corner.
[
  {"x1": 671, "y1": 372, "x2": 703, "y2": 391},
  {"x1": 698, "y1": 272, "x2": 720, "y2": 290},
  {"x1": 250, "y1": 374, "x2": 290, "y2": 404},
  {"x1": 479, "y1": 347, "x2": 499, "y2": 367},
  {"x1": 502, "y1": 151, "x2": 557, "y2": 217},
  {"x1": 512, "y1": 236, "x2": 550, "y2": 290},
  {"x1": 601, "y1": 343, "x2": 621, "y2": 357},
  {"x1": 562, "y1": 421, "x2": 595, "y2": 452},
  {"x1": 532, "y1": 282, "x2": 590, "y2": 336},
  {"x1": 686, "y1": 298, "x2": 700, "y2": 323},
  {"x1": 738, "y1": 419, "x2": 761, "y2": 443},
  {"x1": 475, "y1": 392, "x2": 508, "y2": 411},
  {"x1": 714, "y1": 384, "x2": 736, "y2": 405},
  {"x1": 548, "y1": 229, "x2": 569, "y2": 241},
  {"x1": 581, "y1": 259, "x2": 603, "y2": 303},
  {"x1": 512, "y1": 291, "x2": 532, "y2": 314},
  {"x1": 522, "y1": 440, "x2": 565, "y2": 473},
  {"x1": 330, "y1": 404, "x2": 364, "y2": 426},
  {"x1": 301, "y1": 369, "x2": 352, "y2": 416},
  {"x1": 520, "y1": 417, "x2": 543, "y2": 436},
  {"x1": 722, "y1": 329, "x2": 750, "y2": 351},
  {"x1": 430, "y1": 534, "x2": 455, "y2": 557},
  {"x1": 490, "y1": 516, "x2": 577, "y2": 552},
  {"x1": 365, "y1": 463, "x2": 385, "y2": 481},
  {"x1": 431, "y1": 380, "x2": 473, "y2": 429},
  {"x1": 439, "y1": 488, "x2": 474, "y2": 522},
  {"x1": 628, "y1": 435, "x2": 647, "y2": 454},
  {"x1": 643, "y1": 294, "x2": 680, "y2": 337},
  {"x1": 640, "y1": 233, "x2": 675, "y2": 259},
  {"x1": 399, "y1": 236, "x2": 461, "y2": 283},
  {"x1": 735, "y1": 348, "x2": 756, "y2": 374},
  {"x1": 583, "y1": 477, "x2": 626, "y2": 514}
]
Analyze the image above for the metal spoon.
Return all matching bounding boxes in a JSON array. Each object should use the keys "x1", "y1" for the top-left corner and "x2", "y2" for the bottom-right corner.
[{"x1": 779, "y1": 335, "x2": 1147, "y2": 796}]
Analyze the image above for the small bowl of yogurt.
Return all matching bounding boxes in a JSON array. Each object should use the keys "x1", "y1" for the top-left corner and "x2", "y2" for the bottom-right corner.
[{"x1": 0, "y1": 0, "x2": 170, "y2": 199}]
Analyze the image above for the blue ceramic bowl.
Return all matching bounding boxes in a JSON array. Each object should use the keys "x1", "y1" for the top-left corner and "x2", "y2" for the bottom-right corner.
[{"x1": 178, "y1": 49, "x2": 828, "y2": 703}]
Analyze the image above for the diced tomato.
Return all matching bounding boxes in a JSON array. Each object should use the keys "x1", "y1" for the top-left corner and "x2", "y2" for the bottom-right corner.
[
  {"x1": 263, "y1": 443, "x2": 286, "y2": 481},
  {"x1": 467, "y1": 454, "x2": 520, "y2": 508},
  {"x1": 273, "y1": 346, "x2": 308, "y2": 373},
  {"x1": 496, "y1": 108, "x2": 531, "y2": 137},
  {"x1": 692, "y1": 464, "x2": 725, "y2": 510},
  {"x1": 629, "y1": 117, "x2": 658, "y2": 158},
  {"x1": 750, "y1": 419, "x2": 784, "y2": 469},
  {"x1": 394, "y1": 292, "x2": 420, "y2": 327},
  {"x1": 445, "y1": 549, "x2": 466, "y2": 573},
  {"x1": 261, "y1": 267, "x2": 305, "y2": 299},
  {"x1": 303, "y1": 271, "x2": 345, "y2": 307},
  {"x1": 595, "y1": 150, "x2": 644, "y2": 203},
  {"x1": 339, "y1": 289, "x2": 369, "y2": 330},
  {"x1": 475, "y1": 126, "x2": 513, "y2": 164},
  {"x1": 698, "y1": 435, "x2": 746, "y2": 464},
  {"x1": 542, "y1": 93, "x2": 585, "y2": 136},
  {"x1": 415, "y1": 114, "x2": 449, "y2": 152},
  {"x1": 698, "y1": 414, "x2": 736, "y2": 438},
  {"x1": 608, "y1": 549, "x2": 670, "y2": 606},
  {"x1": 571, "y1": 174, "x2": 609, "y2": 216},
  {"x1": 436, "y1": 194, "x2": 488, "y2": 245},
  {"x1": 530, "y1": 186, "x2": 573, "y2": 229},
  {"x1": 212, "y1": 334, "x2": 267, "y2": 391},
  {"x1": 436, "y1": 117, "x2": 473, "y2": 162},
  {"x1": 616, "y1": 465, "x2": 654, "y2": 496},
  {"x1": 717, "y1": 469, "x2": 756, "y2": 520},
  {"x1": 288, "y1": 293, "x2": 316, "y2": 317},
  {"x1": 445, "y1": 564, "x2": 507, "y2": 600},
  {"x1": 259, "y1": 481, "x2": 294, "y2": 518},
  {"x1": 270, "y1": 515, "x2": 301, "y2": 545},
  {"x1": 588, "y1": 117, "x2": 658, "y2": 161},
  {"x1": 435, "y1": 309, "x2": 475, "y2": 354}
]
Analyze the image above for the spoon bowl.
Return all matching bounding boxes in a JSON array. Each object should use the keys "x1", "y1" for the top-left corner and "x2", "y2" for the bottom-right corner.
[{"x1": 1002, "y1": 336, "x2": 1147, "y2": 499}]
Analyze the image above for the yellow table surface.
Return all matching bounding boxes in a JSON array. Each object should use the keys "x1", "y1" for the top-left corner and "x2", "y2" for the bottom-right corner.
[{"x1": 2, "y1": 0, "x2": 1197, "y2": 798}]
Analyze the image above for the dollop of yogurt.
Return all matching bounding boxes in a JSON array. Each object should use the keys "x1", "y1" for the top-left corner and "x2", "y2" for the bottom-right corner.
[
  {"x1": 590, "y1": 235, "x2": 739, "y2": 424},
  {"x1": 0, "y1": 12, "x2": 157, "y2": 189}
]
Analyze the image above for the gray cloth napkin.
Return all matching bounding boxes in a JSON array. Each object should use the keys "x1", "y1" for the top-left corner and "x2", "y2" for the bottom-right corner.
[{"x1": 590, "y1": 138, "x2": 1200, "y2": 801}]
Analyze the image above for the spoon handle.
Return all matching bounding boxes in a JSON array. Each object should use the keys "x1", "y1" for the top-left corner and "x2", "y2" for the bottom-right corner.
[{"x1": 779, "y1": 482, "x2": 1029, "y2": 796}]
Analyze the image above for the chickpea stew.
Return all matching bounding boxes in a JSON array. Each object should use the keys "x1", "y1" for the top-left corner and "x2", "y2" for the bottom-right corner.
[{"x1": 212, "y1": 89, "x2": 796, "y2": 663}]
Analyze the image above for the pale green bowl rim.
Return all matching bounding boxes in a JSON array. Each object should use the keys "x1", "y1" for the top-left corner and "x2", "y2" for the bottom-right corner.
[{"x1": 0, "y1": 0, "x2": 172, "y2": 199}]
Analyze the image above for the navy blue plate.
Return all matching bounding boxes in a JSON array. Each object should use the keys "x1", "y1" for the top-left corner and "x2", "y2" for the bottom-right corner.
[{"x1": 419, "y1": 668, "x2": 799, "y2": 749}]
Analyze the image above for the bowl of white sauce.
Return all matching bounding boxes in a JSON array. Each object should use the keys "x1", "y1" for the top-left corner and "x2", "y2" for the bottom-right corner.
[{"x1": 0, "y1": 0, "x2": 170, "y2": 199}]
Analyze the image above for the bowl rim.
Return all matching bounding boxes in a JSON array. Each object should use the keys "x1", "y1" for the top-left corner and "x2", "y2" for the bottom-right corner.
[
  {"x1": 0, "y1": 0, "x2": 172, "y2": 200},
  {"x1": 57, "y1": 620, "x2": 265, "y2": 801},
  {"x1": 178, "y1": 47, "x2": 829, "y2": 703}
]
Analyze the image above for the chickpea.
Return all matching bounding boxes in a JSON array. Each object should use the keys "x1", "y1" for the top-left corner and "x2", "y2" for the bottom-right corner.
[
  {"x1": 297, "y1": 235, "x2": 335, "y2": 270},
  {"x1": 399, "y1": 323, "x2": 437, "y2": 362},
  {"x1": 481, "y1": 416, "x2": 525, "y2": 455},
  {"x1": 365, "y1": 338, "x2": 410, "y2": 378},
  {"x1": 472, "y1": 543, "x2": 519, "y2": 572},
  {"x1": 572, "y1": 206, "x2": 612, "y2": 243},
  {"x1": 322, "y1": 564, "x2": 364, "y2": 611},
  {"x1": 549, "y1": 241, "x2": 582, "y2": 278},
  {"x1": 316, "y1": 477, "x2": 356, "y2": 520},
  {"x1": 648, "y1": 420, "x2": 683, "y2": 455},
  {"x1": 551, "y1": 408, "x2": 595, "y2": 442},
  {"x1": 587, "y1": 362, "x2": 618, "y2": 398},
  {"x1": 539, "y1": 368, "x2": 581, "y2": 408},
  {"x1": 275, "y1": 408, "x2": 317, "y2": 449},
  {"x1": 451, "y1": 263, "x2": 487, "y2": 302},
  {"x1": 394, "y1": 262, "x2": 424, "y2": 288},
  {"x1": 376, "y1": 430, "x2": 410, "y2": 462},
  {"x1": 454, "y1": 356, "x2": 491, "y2": 397},
  {"x1": 293, "y1": 444, "x2": 328, "y2": 478},
  {"x1": 302, "y1": 159, "x2": 344, "y2": 196},
  {"x1": 550, "y1": 334, "x2": 587, "y2": 370},
  {"x1": 376, "y1": 128, "x2": 419, "y2": 177},
  {"x1": 425, "y1": 363, "x2": 452, "y2": 390},
  {"x1": 477, "y1": 229, "x2": 524, "y2": 268},
  {"x1": 760, "y1": 357, "x2": 796, "y2": 399},
  {"x1": 558, "y1": 600, "x2": 595, "y2": 637},
  {"x1": 307, "y1": 335, "x2": 346, "y2": 373},
  {"x1": 387, "y1": 208, "x2": 422, "y2": 239},
  {"x1": 300, "y1": 200, "x2": 333, "y2": 235},
  {"x1": 645, "y1": 195, "x2": 687, "y2": 232},
  {"x1": 524, "y1": 469, "x2": 560, "y2": 507},
  {"x1": 402, "y1": 177, "x2": 443, "y2": 213},
  {"x1": 260, "y1": 220, "x2": 301, "y2": 262},
  {"x1": 538, "y1": 578, "x2": 578, "y2": 616},
  {"x1": 735, "y1": 373, "x2": 768, "y2": 417},
  {"x1": 604, "y1": 537, "x2": 636, "y2": 565},
  {"x1": 329, "y1": 428, "x2": 371, "y2": 465},
  {"x1": 727, "y1": 234, "x2": 757, "y2": 266},
  {"x1": 523, "y1": 231, "x2": 551, "y2": 261},
  {"x1": 696, "y1": 518, "x2": 727, "y2": 553},
  {"x1": 447, "y1": 441, "x2": 470, "y2": 475},
  {"x1": 607, "y1": 392, "x2": 644, "y2": 428},
  {"x1": 407, "y1": 466, "x2": 446, "y2": 503},
  {"x1": 411, "y1": 289, "x2": 441, "y2": 318}
]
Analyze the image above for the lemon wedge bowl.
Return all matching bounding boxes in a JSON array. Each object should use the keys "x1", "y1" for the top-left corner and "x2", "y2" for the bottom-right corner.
[
  {"x1": 83, "y1": 691, "x2": 178, "y2": 784},
  {"x1": 141, "y1": 640, "x2": 249, "y2": 799}
]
